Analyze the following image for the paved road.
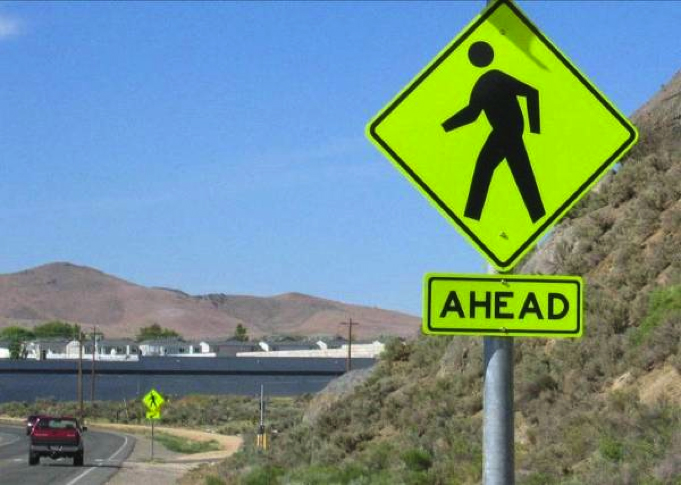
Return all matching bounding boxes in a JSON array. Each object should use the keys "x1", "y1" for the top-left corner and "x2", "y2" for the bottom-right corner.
[{"x1": 0, "y1": 424, "x2": 135, "y2": 485}]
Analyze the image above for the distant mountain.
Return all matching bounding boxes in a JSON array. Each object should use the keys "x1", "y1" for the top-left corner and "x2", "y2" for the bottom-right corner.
[{"x1": 0, "y1": 262, "x2": 419, "y2": 339}]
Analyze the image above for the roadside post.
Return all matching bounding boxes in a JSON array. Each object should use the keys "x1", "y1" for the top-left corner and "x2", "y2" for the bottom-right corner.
[
  {"x1": 366, "y1": 0, "x2": 637, "y2": 483},
  {"x1": 143, "y1": 388, "x2": 165, "y2": 461},
  {"x1": 256, "y1": 384, "x2": 269, "y2": 451}
]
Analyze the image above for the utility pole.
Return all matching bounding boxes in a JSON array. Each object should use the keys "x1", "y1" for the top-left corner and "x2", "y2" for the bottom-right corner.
[
  {"x1": 76, "y1": 326, "x2": 84, "y2": 423},
  {"x1": 90, "y1": 326, "x2": 102, "y2": 402},
  {"x1": 340, "y1": 318, "x2": 359, "y2": 372}
]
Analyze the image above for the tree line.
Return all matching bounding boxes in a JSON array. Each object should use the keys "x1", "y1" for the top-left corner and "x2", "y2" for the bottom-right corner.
[{"x1": 1, "y1": 321, "x2": 251, "y2": 359}]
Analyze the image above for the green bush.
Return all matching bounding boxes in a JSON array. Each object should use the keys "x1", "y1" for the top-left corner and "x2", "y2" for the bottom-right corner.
[
  {"x1": 136, "y1": 323, "x2": 180, "y2": 341},
  {"x1": 629, "y1": 284, "x2": 681, "y2": 347},
  {"x1": 401, "y1": 448, "x2": 433, "y2": 472},
  {"x1": 240, "y1": 465, "x2": 285, "y2": 485},
  {"x1": 205, "y1": 477, "x2": 226, "y2": 485},
  {"x1": 519, "y1": 472, "x2": 554, "y2": 485},
  {"x1": 599, "y1": 435, "x2": 624, "y2": 462},
  {"x1": 152, "y1": 432, "x2": 220, "y2": 454},
  {"x1": 0, "y1": 326, "x2": 35, "y2": 341},
  {"x1": 34, "y1": 321, "x2": 81, "y2": 339}
]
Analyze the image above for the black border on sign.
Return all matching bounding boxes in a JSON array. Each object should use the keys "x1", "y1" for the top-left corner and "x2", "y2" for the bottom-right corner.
[
  {"x1": 425, "y1": 275, "x2": 582, "y2": 336},
  {"x1": 367, "y1": 0, "x2": 637, "y2": 270}
]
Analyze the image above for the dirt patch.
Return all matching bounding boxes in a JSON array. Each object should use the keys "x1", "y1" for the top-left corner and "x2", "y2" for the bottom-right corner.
[
  {"x1": 0, "y1": 416, "x2": 23, "y2": 425},
  {"x1": 93, "y1": 422, "x2": 242, "y2": 461},
  {"x1": 638, "y1": 364, "x2": 681, "y2": 406},
  {"x1": 609, "y1": 364, "x2": 681, "y2": 406},
  {"x1": 89, "y1": 422, "x2": 242, "y2": 485}
]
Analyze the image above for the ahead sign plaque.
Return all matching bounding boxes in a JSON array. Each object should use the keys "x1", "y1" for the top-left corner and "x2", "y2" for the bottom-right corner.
[{"x1": 424, "y1": 274, "x2": 583, "y2": 338}]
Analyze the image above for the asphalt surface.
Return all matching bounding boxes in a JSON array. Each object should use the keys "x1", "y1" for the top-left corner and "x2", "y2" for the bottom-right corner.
[{"x1": 0, "y1": 424, "x2": 135, "y2": 485}]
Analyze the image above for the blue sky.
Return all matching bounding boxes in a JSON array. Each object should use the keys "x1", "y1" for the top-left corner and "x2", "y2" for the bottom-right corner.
[{"x1": 0, "y1": 1, "x2": 679, "y2": 316}]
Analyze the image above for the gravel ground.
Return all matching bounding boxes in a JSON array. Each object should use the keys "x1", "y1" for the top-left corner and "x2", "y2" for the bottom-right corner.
[{"x1": 89, "y1": 423, "x2": 242, "y2": 485}]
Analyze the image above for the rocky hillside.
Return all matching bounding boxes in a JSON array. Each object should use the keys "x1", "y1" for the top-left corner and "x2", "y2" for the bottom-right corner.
[
  {"x1": 0, "y1": 262, "x2": 418, "y2": 339},
  {"x1": 212, "y1": 70, "x2": 681, "y2": 484}
]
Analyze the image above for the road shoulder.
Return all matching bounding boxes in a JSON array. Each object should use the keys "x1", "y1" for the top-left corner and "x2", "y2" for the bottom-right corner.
[{"x1": 92, "y1": 423, "x2": 242, "y2": 485}]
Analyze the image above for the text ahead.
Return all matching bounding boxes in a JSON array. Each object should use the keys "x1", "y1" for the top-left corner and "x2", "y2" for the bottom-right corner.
[{"x1": 424, "y1": 274, "x2": 583, "y2": 338}]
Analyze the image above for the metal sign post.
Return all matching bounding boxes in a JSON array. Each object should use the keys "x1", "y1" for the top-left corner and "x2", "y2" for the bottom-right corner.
[
  {"x1": 483, "y1": 261, "x2": 514, "y2": 485},
  {"x1": 483, "y1": 336, "x2": 514, "y2": 483},
  {"x1": 151, "y1": 418, "x2": 155, "y2": 461}
]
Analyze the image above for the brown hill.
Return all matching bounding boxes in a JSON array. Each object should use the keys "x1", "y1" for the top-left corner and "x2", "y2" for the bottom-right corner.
[
  {"x1": 214, "y1": 69, "x2": 681, "y2": 484},
  {"x1": 0, "y1": 262, "x2": 418, "y2": 339}
]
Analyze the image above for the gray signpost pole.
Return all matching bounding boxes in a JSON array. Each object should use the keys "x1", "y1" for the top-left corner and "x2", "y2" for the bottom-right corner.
[
  {"x1": 483, "y1": 258, "x2": 514, "y2": 484},
  {"x1": 151, "y1": 418, "x2": 155, "y2": 461},
  {"x1": 483, "y1": 331, "x2": 514, "y2": 484}
]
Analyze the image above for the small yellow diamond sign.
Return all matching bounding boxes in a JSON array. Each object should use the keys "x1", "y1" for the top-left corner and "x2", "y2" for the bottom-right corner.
[
  {"x1": 143, "y1": 389, "x2": 165, "y2": 412},
  {"x1": 367, "y1": 0, "x2": 637, "y2": 270}
]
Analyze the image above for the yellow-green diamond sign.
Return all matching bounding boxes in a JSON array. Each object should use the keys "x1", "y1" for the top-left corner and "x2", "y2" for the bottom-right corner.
[
  {"x1": 367, "y1": 0, "x2": 637, "y2": 271},
  {"x1": 143, "y1": 388, "x2": 165, "y2": 412}
]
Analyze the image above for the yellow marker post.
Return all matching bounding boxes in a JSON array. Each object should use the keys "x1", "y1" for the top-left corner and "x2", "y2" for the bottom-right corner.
[
  {"x1": 424, "y1": 273, "x2": 583, "y2": 338},
  {"x1": 367, "y1": 0, "x2": 637, "y2": 271}
]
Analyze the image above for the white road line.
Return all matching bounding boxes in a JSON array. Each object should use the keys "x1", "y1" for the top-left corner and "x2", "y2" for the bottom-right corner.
[
  {"x1": 63, "y1": 433, "x2": 130, "y2": 485},
  {"x1": 107, "y1": 433, "x2": 130, "y2": 462}
]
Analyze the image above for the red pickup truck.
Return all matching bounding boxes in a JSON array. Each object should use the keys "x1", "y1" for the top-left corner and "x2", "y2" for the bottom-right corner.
[{"x1": 29, "y1": 416, "x2": 86, "y2": 466}]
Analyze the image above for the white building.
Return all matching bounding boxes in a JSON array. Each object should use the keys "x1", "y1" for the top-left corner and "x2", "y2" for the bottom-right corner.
[
  {"x1": 25, "y1": 340, "x2": 69, "y2": 360},
  {"x1": 98, "y1": 339, "x2": 140, "y2": 359},
  {"x1": 22, "y1": 339, "x2": 139, "y2": 361},
  {"x1": 236, "y1": 340, "x2": 385, "y2": 359},
  {"x1": 138, "y1": 338, "x2": 215, "y2": 357},
  {"x1": 0, "y1": 341, "x2": 11, "y2": 359}
]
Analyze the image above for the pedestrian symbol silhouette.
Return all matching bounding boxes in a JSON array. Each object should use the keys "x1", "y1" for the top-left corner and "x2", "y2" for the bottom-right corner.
[
  {"x1": 442, "y1": 41, "x2": 546, "y2": 223},
  {"x1": 150, "y1": 394, "x2": 157, "y2": 408}
]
